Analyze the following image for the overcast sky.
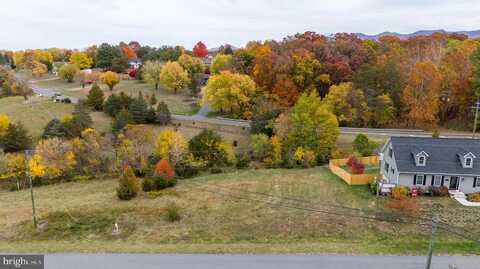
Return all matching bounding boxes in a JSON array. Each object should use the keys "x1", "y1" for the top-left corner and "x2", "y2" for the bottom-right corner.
[{"x1": 1, "y1": 0, "x2": 479, "y2": 50}]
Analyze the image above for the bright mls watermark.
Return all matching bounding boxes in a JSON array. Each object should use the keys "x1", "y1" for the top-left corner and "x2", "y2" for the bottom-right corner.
[{"x1": 1, "y1": 255, "x2": 43, "y2": 269}]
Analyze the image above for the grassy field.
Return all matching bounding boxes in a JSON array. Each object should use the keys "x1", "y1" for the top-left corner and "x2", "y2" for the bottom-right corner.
[
  {"x1": 0, "y1": 96, "x2": 111, "y2": 137},
  {"x1": 0, "y1": 167, "x2": 478, "y2": 254},
  {"x1": 34, "y1": 78, "x2": 196, "y2": 115}
]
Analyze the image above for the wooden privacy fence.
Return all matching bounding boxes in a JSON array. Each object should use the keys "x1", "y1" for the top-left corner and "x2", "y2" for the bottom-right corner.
[{"x1": 329, "y1": 156, "x2": 380, "y2": 185}]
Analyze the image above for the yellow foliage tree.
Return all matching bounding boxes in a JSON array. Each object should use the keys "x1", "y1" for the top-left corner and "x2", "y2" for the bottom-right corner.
[
  {"x1": 69, "y1": 52, "x2": 93, "y2": 69},
  {"x1": 35, "y1": 138, "x2": 76, "y2": 179},
  {"x1": 100, "y1": 71, "x2": 120, "y2": 91},
  {"x1": 159, "y1": 61, "x2": 190, "y2": 94},
  {"x1": 28, "y1": 154, "x2": 45, "y2": 178},
  {"x1": 200, "y1": 71, "x2": 257, "y2": 119},
  {"x1": 0, "y1": 114, "x2": 10, "y2": 138},
  {"x1": 32, "y1": 60, "x2": 48, "y2": 77},
  {"x1": 155, "y1": 129, "x2": 187, "y2": 165}
]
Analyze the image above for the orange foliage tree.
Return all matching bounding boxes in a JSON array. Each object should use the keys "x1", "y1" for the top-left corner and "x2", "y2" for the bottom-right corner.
[{"x1": 402, "y1": 61, "x2": 442, "y2": 127}]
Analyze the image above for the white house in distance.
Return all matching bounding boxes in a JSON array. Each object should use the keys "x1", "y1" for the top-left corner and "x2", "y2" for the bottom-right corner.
[{"x1": 379, "y1": 137, "x2": 480, "y2": 194}]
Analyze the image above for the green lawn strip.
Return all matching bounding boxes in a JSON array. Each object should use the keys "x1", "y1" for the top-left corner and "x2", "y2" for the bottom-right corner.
[
  {"x1": 1, "y1": 237, "x2": 477, "y2": 255},
  {"x1": 1, "y1": 167, "x2": 478, "y2": 255}
]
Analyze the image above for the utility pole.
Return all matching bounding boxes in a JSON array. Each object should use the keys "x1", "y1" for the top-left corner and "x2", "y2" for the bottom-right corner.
[
  {"x1": 425, "y1": 214, "x2": 438, "y2": 269},
  {"x1": 472, "y1": 97, "x2": 480, "y2": 138},
  {"x1": 25, "y1": 150, "x2": 38, "y2": 229}
]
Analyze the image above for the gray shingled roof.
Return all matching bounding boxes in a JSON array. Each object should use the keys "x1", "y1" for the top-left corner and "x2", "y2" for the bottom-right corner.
[{"x1": 390, "y1": 137, "x2": 480, "y2": 175}]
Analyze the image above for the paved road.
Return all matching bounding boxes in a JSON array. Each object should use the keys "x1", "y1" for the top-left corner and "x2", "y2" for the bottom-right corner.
[{"x1": 43, "y1": 254, "x2": 479, "y2": 269}]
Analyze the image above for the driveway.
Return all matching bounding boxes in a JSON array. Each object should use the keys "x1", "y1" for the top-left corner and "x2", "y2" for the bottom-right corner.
[{"x1": 44, "y1": 254, "x2": 480, "y2": 269}]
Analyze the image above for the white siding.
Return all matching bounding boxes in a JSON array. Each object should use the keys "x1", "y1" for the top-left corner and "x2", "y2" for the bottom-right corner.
[{"x1": 380, "y1": 140, "x2": 399, "y2": 184}]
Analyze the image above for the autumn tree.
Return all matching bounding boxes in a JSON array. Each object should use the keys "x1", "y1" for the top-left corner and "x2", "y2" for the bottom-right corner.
[
  {"x1": 155, "y1": 130, "x2": 188, "y2": 166},
  {"x1": 323, "y1": 83, "x2": 369, "y2": 127},
  {"x1": 211, "y1": 54, "x2": 233, "y2": 74},
  {"x1": 143, "y1": 60, "x2": 163, "y2": 90},
  {"x1": 271, "y1": 76, "x2": 300, "y2": 108},
  {"x1": 201, "y1": 71, "x2": 257, "y2": 119},
  {"x1": 31, "y1": 61, "x2": 48, "y2": 77},
  {"x1": 111, "y1": 109, "x2": 133, "y2": 134},
  {"x1": 70, "y1": 103, "x2": 93, "y2": 137},
  {"x1": 58, "y1": 64, "x2": 79, "y2": 83},
  {"x1": 0, "y1": 114, "x2": 9, "y2": 139},
  {"x1": 178, "y1": 54, "x2": 202, "y2": 76},
  {"x1": 192, "y1": 41, "x2": 208, "y2": 58},
  {"x1": 373, "y1": 94, "x2": 396, "y2": 127},
  {"x1": 100, "y1": 71, "x2": 120, "y2": 91},
  {"x1": 159, "y1": 61, "x2": 190, "y2": 94},
  {"x1": 402, "y1": 61, "x2": 442, "y2": 127},
  {"x1": 117, "y1": 165, "x2": 140, "y2": 200},
  {"x1": 277, "y1": 91, "x2": 339, "y2": 164},
  {"x1": 69, "y1": 52, "x2": 93, "y2": 69}
]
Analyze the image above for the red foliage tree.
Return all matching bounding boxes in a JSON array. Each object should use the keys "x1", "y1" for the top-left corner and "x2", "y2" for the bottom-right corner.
[
  {"x1": 154, "y1": 159, "x2": 174, "y2": 181},
  {"x1": 193, "y1": 41, "x2": 208, "y2": 58}
]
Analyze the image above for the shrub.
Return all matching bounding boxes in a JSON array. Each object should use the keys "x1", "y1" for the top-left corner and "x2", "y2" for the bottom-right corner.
[
  {"x1": 189, "y1": 129, "x2": 228, "y2": 167},
  {"x1": 251, "y1": 134, "x2": 272, "y2": 161},
  {"x1": 154, "y1": 159, "x2": 174, "y2": 180},
  {"x1": 116, "y1": 166, "x2": 140, "y2": 200},
  {"x1": 235, "y1": 154, "x2": 250, "y2": 169},
  {"x1": 368, "y1": 179, "x2": 379, "y2": 194},
  {"x1": 391, "y1": 186, "x2": 409, "y2": 200},
  {"x1": 432, "y1": 129, "x2": 440, "y2": 138},
  {"x1": 142, "y1": 178, "x2": 154, "y2": 192},
  {"x1": 174, "y1": 156, "x2": 202, "y2": 179},
  {"x1": 384, "y1": 197, "x2": 420, "y2": 217},
  {"x1": 467, "y1": 192, "x2": 480, "y2": 202},
  {"x1": 164, "y1": 202, "x2": 181, "y2": 222},
  {"x1": 353, "y1": 134, "x2": 378, "y2": 157},
  {"x1": 59, "y1": 64, "x2": 79, "y2": 82},
  {"x1": 346, "y1": 156, "x2": 365, "y2": 174}
]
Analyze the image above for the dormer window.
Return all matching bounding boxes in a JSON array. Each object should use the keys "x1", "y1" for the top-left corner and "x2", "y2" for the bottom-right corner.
[
  {"x1": 459, "y1": 152, "x2": 476, "y2": 168},
  {"x1": 465, "y1": 157, "x2": 473, "y2": 168},
  {"x1": 414, "y1": 151, "x2": 429, "y2": 166}
]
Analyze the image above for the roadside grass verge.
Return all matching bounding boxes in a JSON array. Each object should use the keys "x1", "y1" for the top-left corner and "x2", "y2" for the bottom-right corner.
[{"x1": 1, "y1": 167, "x2": 478, "y2": 254}]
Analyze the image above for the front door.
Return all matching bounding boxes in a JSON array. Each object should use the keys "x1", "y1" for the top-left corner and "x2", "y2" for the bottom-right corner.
[{"x1": 449, "y1": 176, "x2": 459, "y2": 190}]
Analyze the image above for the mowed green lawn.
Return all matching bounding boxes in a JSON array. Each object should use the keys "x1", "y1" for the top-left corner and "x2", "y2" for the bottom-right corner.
[
  {"x1": 0, "y1": 167, "x2": 478, "y2": 254},
  {"x1": 34, "y1": 78, "x2": 195, "y2": 115},
  {"x1": 0, "y1": 96, "x2": 111, "y2": 137}
]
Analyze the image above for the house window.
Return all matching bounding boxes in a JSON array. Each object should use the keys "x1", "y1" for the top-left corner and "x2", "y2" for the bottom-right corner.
[
  {"x1": 433, "y1": 175, "x2": 442, "y2": 186},
  {"x1": 391, "y1": 168, "x2": 395, "y2": 175},
  {"x1": 385, "y1": 162, "x2": 390, "y2": 173},
  {"x1": 415, "y1": 175, "x2": 425, "y2": 185},
  {"x1": 475, "y1": 177, "x2": 480, "y2": 188},
  {"x1": 418, "y1": 156, "x2": 426, "y2": 166},
  {"x1": 465, "y1": 157, "x2": 473, "y2": 168},
  {"x1": 388, "y1": 148, "x2": 393, "y2": 158}
]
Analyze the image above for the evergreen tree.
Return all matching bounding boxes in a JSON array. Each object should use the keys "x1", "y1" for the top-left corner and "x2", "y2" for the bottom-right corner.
[
  {"x1": 71, "y1": 102, "x2": 93, "y2": 136},
  {"x1": 116, "y1": 165, "x2": 140, "y2": 200},
  {"x1": 112, "y1": 109, "x2": 133, "y2": 134},
  {"x1": 149, "y1": 94, "x2": 157, "y2": 106},
  {"x1": 129, "y1": 92, "x2": 148, "y2": 124},
  {"x1": 1, "y1": 122, "x2": 32, "y2": 153},
  {"x1": 42, "y1": 118, "x2": 68, "y2": 138},
  {"x1": 146, "y1": 107, "x2": 157, "y2": 124},
  {"x1": 103, "y1": 94, "x2": 121, "y2": 117},
  {"x1": 86, "y1": 83, "x2": 105, "y2": 111},
  {"x1": 156, "y1": 101, "x2": 171, "y2": 125}
]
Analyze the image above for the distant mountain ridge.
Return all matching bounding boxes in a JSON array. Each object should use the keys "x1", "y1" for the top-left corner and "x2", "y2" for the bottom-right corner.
[{"x1": 355, "y1": 30, "x2": 480, "y2": 40}]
